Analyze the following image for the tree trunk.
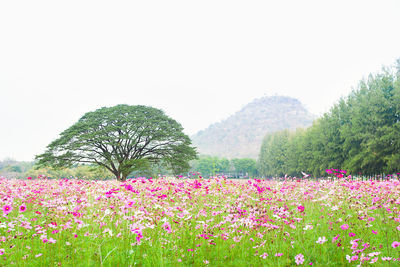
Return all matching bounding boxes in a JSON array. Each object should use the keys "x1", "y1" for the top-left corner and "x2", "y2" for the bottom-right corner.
[{"x1": 113, "y1": 171, "x2": 124, "y2": 182}]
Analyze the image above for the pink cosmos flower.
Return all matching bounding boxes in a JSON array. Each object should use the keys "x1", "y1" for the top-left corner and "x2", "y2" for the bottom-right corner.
[
  {"x1": 135, "y1": 231, "x2": 143, "y2": 243},
  {"x1": 0, "y1": 249, "x2": 4, "y2": 255},
  {"x1": 351, "y1": 256, "x2": 358, "y2": 261},
  {"x1": 19, "y1": 205, "x2": 26, "y2": 213},
  {"x1": 297, "y1": 205, "x2": 305, "y2": 213},
  {"x1": 372, "y1": 230, "x2": 377, "y2": 234},
  {"x1": 295, "y1": 254, "x2": 305, "y2": 265},
  {"x1": 340, "y1": 224, "x2": 349, "y2": 230},
  {"x1": 2, "y1": 205, "x2": 12, "y2": 214},
  {"x1": 275, "y1": 253, "x2": 283, "y2": 257},
  {"x1": 392, "y1": 241, "x2": 400, "y2": 248},
  {"x1": 349, "y1": 232, "x2": 356, "y2": 237},
  {"x1": 332, "y1": 234, "x2": 340, "y2": 242},
  {"x1": 162, "y1": 222, "x2": 172, "y2": 233},
  {"x1": 260, "y1": 253, "x2": 268, "y2": 259},
  {"x1": 370, "y1": 257, "x2": 378, "y2": 264}
]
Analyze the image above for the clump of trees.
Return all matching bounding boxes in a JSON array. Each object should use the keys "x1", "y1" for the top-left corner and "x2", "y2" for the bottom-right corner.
[
  {"x1": 258, "y1": 59, "x2": 400, "y2": 177},
  {"x1": 190, "y1": 155, "x2": 258, "y2": 178},
  {"x1": 26, "y1": 165, "x2": 115, "y2": 180},
  {"x1": 0, "y1": 159, "x2": 34, "y2": 178}
]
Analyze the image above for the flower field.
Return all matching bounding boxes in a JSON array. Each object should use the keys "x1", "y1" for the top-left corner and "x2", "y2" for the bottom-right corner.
[{"x1": 1, "y1": 177, "x2": 400, "y2": 266}]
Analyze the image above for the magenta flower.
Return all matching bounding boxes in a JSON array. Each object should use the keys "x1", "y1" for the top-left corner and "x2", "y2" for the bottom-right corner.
[
  {"x1": 372, "y1": 230, "x2": 377, "y2": 234},
  {"x1": 349, "y1": 232, "x2": 355, "y2": 237},
  {"x1": 0, "y1": 248, "x2": 4, "y2": 255},
  {"x1": 2, "y1": 204, "x2": 12, "y2": 214},
  {"x1": 392, "y1": 241, "x2": 400, "y2": 248},
  {"x1": 332, "y1": 234, "x2": 340, "y2": 241},
  {"x1": 135, "y1": 230, "x2": 143, "y2": 243},
  {"x1": 297, "y1": 205, "x2": 305, "y2": 213},
  {"x1": 162, "y1": 222, "x2": 172, "y2": 233},
  {"x1": 340, "y1": 224, "x2": 349, "y2": 230},
  {"x1": 19, "y1": 205, "x2": 26, "y2": 213}
]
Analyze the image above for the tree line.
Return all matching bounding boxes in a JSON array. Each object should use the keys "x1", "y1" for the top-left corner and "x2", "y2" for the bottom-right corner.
[
  {"x1": 1, "y1": 156, "x2": 258, "y2": 179},
  {"x1": 258, "y1": 60, "x2": 400, "y2": 178},
  {"x1": 190, "y1": 156, "x2": 258, "y2": 178}
]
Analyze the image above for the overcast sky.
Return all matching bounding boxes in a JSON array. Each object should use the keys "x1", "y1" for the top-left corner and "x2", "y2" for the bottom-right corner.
[{"x1": 1, "y1": 0, "x2": 400, "y2": 161}]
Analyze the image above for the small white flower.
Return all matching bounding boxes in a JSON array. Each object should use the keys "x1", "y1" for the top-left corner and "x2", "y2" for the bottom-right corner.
[
  {"x1": 303, "y1": 224, "x2": 313, "y2": 230},
  {"x1": 104, "y1": 209, "x2": 111, "y2": 216}
]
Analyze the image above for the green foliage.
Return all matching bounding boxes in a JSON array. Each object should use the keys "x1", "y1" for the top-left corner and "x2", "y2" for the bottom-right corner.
[
  {"x1": 0, "y1": 159, "x2": 35, "y2": 178},
  {"x1": 258, "y1": 59, "x2": 400, "y2": 177},
  {"x1": 26, "y1": 164, "x2": 115, "y2": 180},
  {"x1": 231, "y1": 158, "x2": 258, "y2": 176},
  {"x1": 190, "y1": 156, "x2": 257, "y2": 177},
  {"x1": 190, "y1": 156, "x2": 230, "y2": 177},
  {"x1": 258, "y1": 130, "x2": 292, "y2": 177},
  {"x1": 35, "y1": 104, "x2": 198, "y2": 181}
]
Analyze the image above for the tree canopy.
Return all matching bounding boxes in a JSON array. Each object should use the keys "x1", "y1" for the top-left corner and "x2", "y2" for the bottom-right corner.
[{"x1": 35, "y1": 104, "x2": 198, "y2": 181}]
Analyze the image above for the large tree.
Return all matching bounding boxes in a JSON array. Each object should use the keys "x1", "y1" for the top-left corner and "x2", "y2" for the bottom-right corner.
[{"x1": 35, "y1": 104, "x2": 198, "y2": 181}]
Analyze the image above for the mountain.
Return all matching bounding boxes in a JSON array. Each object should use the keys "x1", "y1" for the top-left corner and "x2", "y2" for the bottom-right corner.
[{"x1": 191, "y1": 96, "x2": 315, "y2": 159}]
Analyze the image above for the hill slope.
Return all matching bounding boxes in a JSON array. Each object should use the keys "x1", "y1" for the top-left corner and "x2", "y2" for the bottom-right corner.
[{"x1": 191, "y1": 96, "x2": 315, "y2": 159}]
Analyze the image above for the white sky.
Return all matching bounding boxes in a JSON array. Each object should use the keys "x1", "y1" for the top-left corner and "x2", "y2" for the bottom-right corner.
[{"x1": 1, "y1": 0, "x2": 400, "y2": 161}]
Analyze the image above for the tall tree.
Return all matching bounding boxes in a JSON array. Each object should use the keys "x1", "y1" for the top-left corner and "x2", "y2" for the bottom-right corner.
[
  {"x1": 36, "y1": 104, "x2": 198, "y2": 181},
  {"x1": 258, "y1": 130, "x2": 291, "y2": 177}
]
